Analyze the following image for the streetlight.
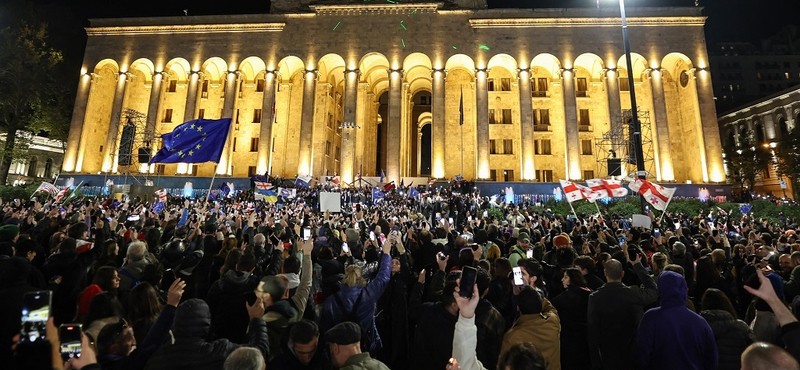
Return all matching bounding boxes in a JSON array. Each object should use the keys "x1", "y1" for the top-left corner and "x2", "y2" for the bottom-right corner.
[{"x1": 616, "y1": 0, "x2": 648, "y2": 212}]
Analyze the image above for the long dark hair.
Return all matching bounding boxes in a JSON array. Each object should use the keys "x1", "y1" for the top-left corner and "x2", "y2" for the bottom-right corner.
[
  {"x1": 128, "y1": 282, "x2": 163, "y2": 324},
  {"x1": 563, "y1": 267, "x2": 588, "y2": 288},
  {"x1": 92, "y1": 266, "x2": 119, "y2": 292},
  {"x1": 701, "y1": 288, "x2": 738, "y2": 319},
  {"x1": 83, "y1": 292, "x2": 124, "y2": 328}
]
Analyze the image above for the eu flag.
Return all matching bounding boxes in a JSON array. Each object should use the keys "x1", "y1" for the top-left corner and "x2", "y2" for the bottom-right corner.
[
  {"x1": 150, "y1": 118, "x2": 232, "y2": 164},
  {"x1": 372, "y1": 188, "x2": 385, "y2": 204}
]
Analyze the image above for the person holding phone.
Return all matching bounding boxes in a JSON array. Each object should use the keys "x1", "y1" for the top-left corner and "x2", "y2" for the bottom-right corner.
[{"x1": 499, "y1": 286, "x2": 561, "y2": 370}]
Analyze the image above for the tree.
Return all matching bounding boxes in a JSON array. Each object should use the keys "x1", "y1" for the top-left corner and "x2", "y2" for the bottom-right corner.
[
  {"x1": 723, "y1": 129, "x2": 771, "y2": 190},
  {"x1": 773, "y1": 127, "x2": 800, "y2": 200},
  {"x1": 0, "y1": 15, "x2": 70, "y2": 185}
]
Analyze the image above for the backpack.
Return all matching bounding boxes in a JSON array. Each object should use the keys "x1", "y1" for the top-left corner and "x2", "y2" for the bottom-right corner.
[{"x1": 332, "y1": 289, "x2": 373, "y2": 352}]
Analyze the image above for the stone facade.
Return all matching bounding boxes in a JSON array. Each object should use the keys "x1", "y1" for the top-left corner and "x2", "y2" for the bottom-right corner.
[
  {"x1": 63, "y1": 3, "x2": 725, "y2": 185},
  {"x1": 1, "y1": 133, "x2": 64, "y2": 185},
  {"x1": 718, "y1": 85, "x2": 800, "y2": 198}
]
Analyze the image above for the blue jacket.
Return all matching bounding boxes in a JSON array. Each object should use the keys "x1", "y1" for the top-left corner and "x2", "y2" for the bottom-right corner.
[
  {"x1": 637, "y1": 271, "x2": 718, "y2": 370},
  {"x1": 320, "y1": 253, "x2": 391, "y2": 352}
]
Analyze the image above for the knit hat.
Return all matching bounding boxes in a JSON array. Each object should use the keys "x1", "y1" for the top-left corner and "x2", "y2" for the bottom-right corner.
[
  {"x1": 324, "y1": 322, "x2": 361, "y2": 345},
  {"x1": 0, "y1": 225, "x2": 20, "y2": 241},
  {"x1": 553, "y1": 234, "x2": 571, "y2": 248},
  {"x1": 518, "y1": 232, "x2": 531, "y2": 243}
]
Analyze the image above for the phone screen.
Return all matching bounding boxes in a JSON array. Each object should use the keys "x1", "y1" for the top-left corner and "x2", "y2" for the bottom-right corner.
[
  {"x1": 482, "y1": 210, "x2": 488, "y2": 218},
  {"x1": 674, "y1": 222, "x2": 681, "y2": 230},
  {"x1": 379, "y1": 233, "x2": 387, "y2": 246},
  {"x1": 617, "y1": 236, "x2": 625, "y2": 246},
  {"x1": 459, "y1": 266, "x2": 478, "y2": 298},
  {"x1": 127, "y1": 215, "x2": 140, "y2": 222},
  {"x1": 653, "y1": 229, "x2": 660, "y2": 238},
  {"x1": 448, "y1": 217, "x2": 454, "y2": 225},
  {"x1": 303, "y1": 228, "x2": 311, "y2": 241},
  {"x1": 342, "y1": 242, "x2": 350, "y2": 254},
  {"x1": 526, "y1": 250, "x2": 533, "y2": 259},
  {"x1": 21, "y1": 291, "x2": 51, "y2": 342},
  {"x1": 467, "y1": 216, "x2": 472, "y2": 222},
  {"x1": 369, "y1": 231, "x2": 375, "y2": 241},
  {"x1": 59, "y1": 324, "x2": 82, "y2": 361},
  {"x1": 512, "y1": 267, "x2": 525, "y2": 286}
]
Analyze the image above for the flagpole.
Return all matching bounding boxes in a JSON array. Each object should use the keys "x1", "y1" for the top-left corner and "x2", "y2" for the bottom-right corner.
[
  {"x1": 594, "y1": 201, "x2": 602, "y2": 217},
  {"x1": 567, "y1": 200, "x2": 577, "y2": 217},
  {"x1": 657, "y1": 196, "x2": 674, "y2": 225},
  {"x1": 206, "y1": 164, "x2": 218, "y2": 203}
]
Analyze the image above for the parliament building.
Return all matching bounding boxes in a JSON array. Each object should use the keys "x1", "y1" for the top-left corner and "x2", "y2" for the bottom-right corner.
[{"x1": 63, "y1": 0, "x2": 726, "y2": 186}]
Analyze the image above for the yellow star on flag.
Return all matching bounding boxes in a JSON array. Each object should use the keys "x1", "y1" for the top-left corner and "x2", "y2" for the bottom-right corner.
[
  {"x1": 190, "y1": 124, "x2": 196, "y2": 129},
  {"x1": 188, "y1": 150, "x2": 194, "y2": 156},
  {"x1": 197, "y1": 126, "x2": 203, "y2": 132},
  {"x1": 195, "y1": 144, "x2": 201, "y2": 150},
  {"x1": 178, "y1": 150, "x2": 183, "y2": 156}
]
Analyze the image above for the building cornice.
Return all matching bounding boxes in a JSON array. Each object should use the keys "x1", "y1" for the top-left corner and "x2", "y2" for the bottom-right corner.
[
  {"x1": 719, "y1": 86, "x2": 800, "y2": 121},
  {"x1": 86, "y1": 23, "x2": 286, "y2": 36},
  {"x1": 309, "y1": 3, "x2": 442, "y2": 15},
  {"x1": 469, "y1": 16, "x2": 706, "y2": 29}
]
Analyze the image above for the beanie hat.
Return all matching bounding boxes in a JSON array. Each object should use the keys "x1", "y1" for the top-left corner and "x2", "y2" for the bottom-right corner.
[{"x1": 0, "y1": 225, "x2": 20, "y2": 241}]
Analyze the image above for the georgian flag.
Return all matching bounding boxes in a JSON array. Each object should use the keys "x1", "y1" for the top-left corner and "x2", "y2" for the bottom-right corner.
[
  {"x1": 586, "y1": 178, "x2": 629, "y2": 198},
  {"x1": 54, "y1": 187, "x2": 70, "y2": 203},
  {"x1": 559, "y1": 180, "x2": 595, "y2": 203},
  {"x1": 628, "y1": 178, "x2": 676, "y2": 211},
  {"x1": 155, "y1": 189, "x2": 167, "y2": 203},
  {"x1": 254, "y1": 181, "x2": 273, "y2": 191}
]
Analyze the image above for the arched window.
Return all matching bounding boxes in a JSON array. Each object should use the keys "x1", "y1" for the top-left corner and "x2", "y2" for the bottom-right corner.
[
  {"x1": 27, "y1": 157, "x2": 38, "y2": 178},
  {"x1": 779, "y1": 117, "x2": 789, "y2": 137},
  {"x1": 44, "y1": 158, "x2": 53, "y2": 179},
  {"x1": 755, "y1": 122, "x2": 765, "y2": 144}
]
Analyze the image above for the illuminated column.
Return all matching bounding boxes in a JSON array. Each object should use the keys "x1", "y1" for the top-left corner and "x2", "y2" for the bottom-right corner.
[
  {"x1": 647, "y1": 68, "x2": 674, "y2": 181},
  {"x1": 475, "y1": 68, "x2": 490, "y2": 179},
  {"x1": 517, "y1": 68, "x2": 535, "y2": 180},
  {"x1": 145, "y1": 71, "x2": 167, "y2": 137},
  {"x1": 64, "y1": 72, "x2": 97, "y2": 173},
  {"x1": 431, "y1": 68, "x2": 446, "y2": 178},
  {"x1": 560, "y1": 68, "x2": 581, "y2": 180},
  {"x1": 692, "y1": 68, "x2": 724, "y2": 182},
  {"x1": 386, "y1": 68, "x2": 403, "y2": 184},
  {"x1": 101, "y1": 71, "x2": 131, "y2": 173},
  {"x1": 604, "y1": 68, "x2": 622, "y2": 132},
  {"x1": 183, "y1": 70, "x2": 202, "y2": 121},
  {"x1": 417, "y1": 127, "x2": 423, "y2": 176},
  {"x1": 217, "y1": 70, "x2": 240, "y2": 175},
  {"x1": 341, "y1": 69, "x2": 360, "y2": 185},
  {"x1": 297, "y1": 69, "x2": 318, "y2": 176},
  {"x1": 257, "y1": 70, "x2": 278, "y2": 175}
]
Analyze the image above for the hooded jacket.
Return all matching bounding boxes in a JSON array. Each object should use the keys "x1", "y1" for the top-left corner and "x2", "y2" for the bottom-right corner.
[
  {"x1": 263, "y1": 253, "x2": 313, "y2": 360},
  {"x1": 637, "y1": 271, "x2": 717, "y2": 370},
  {"x1": 206, "y1": 269, "x2": 260, "y2": 343},
  {"x1": 144, "y1": 299, "x2": 269, "y2": 370}
]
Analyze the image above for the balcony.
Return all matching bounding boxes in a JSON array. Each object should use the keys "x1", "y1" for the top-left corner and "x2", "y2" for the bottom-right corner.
[
  {"x1": 531, "y1": 91, "x2": 547, "y2": 98},
  {"x1": 575, "y1": 90, "x2": 588, "y2": 98},
  {"x1": 533, "y1": 124, "x2": 550, "y2": 132},
  {"x1": 578, "y1": 125, "x2": 592, "y2": 132}
]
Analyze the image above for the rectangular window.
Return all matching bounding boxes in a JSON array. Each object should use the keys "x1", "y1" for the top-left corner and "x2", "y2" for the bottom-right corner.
[
  {"x1": 235, "y1": 109, "x2": 240, "y2": 124},
  {"x1": 167, "y1": 80, "x2": 177, "y2": 93},
  {"x1": 189, "y1": 164, "x2": 198, "y2": 176},
  {"x1": 503, "y1": 170, "x2": 514, "y2": 181},
  {"x1": 579, "y1": 109, "x2": 591, "y2": 131},
  {"x1": 489, "y1": 109, "x2": 497, "y2": 125},
  {"x1": 537, "y1": 78, "x2": 548, "y2": 92},
  {"x1": 256, "y1": 79, "x2": 265, "y2": 92},
  {"x1": 619, "y1": 77, "x2": 630, "y2": 91},
  {"x1": 583, "y1": 170, "x2": 594, "y2": 180},
  {"x1": 490, "y1": 170, "x2": 497, "y2": 181},
  {"x1": 156, "y1": 164, "x2": 165, "y2": 175},
  {"x1": 500, "y1": 78, "x2": 511, "y2": 91},
  {"x1": 502, "y1": 109, "x2": 512, "y2": 124},
  {"x1": 487, "y1": 79, "x2": 495, "y2": 91},
  {"x1": 503, "y1": 139, "x2": 514, "y2": 154},
  {"x1": 532, "y1": 78, "x2": 547, "y2": 97},
  {"x1": 233, "y1": 137, "x2": 237, "y2": 152},
  {"x1": 535, "y1": 139, "x2": 551, "y2": 155},
  {"x1": 581, "y1": 139, "x2": 593, "y2": 155},
  {"x1": 576, "y1": 77, "x2": 588, "y2": 97},
  {"x1": 762, "y1": 164, "x2": 771, "y2": 179},
  {"x1": 489, "y1": 139, "x2": 497, "y2": 154},
  {"x1": 198, "y1": 109, "x2": 205, "y2": 119},
  {"x1": 536, "y1": 170, "x2": 553, "y2": 182},
  {"x1": 201, "y1": 81, "x2": 209, "y2": 98},
  {"x1": 253, "y1": 109, "x2": 262, "y2": 123},
  {"x1": 325, "y1": 141, "x2": 331, "y2": 156},
  {"x1": 162, "y1": 108, "x2": 173, "y2": 123},
  {"x1": 250, "y1": 137, "x2": 258, "y2": 152},
  {"x1": 248, "y1": 166, "x2": 257, "y2": 177},
  {"x1": 335, "y1": 146, "x2": 340, "y2": 160}
]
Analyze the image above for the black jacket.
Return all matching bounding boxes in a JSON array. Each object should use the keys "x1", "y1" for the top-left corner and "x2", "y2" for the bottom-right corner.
[
  {"x1": 587, "y1": 262, "x2": 659, "y2": 370},
  {"x1": 551, "y1": 285, "x2": 592, "y2": 370},
  {"x1": 700, "y1": 309, "x2": 755, "y2": 370},
  {"x1": 409, "y1": 282, "x2": 458, "y2": 370},
  {"x1": 42, "y1": 246, "x2": 101, "y2": 325},
  {"x1": 206, "y1": 270, "x2": 260, "y2": 343},
  {"x1": 0, "y1": 258, "x2": 37, "y2": 369},
  {"x1": 144, "y1": 299, "x2": 269, "y2": 370}
]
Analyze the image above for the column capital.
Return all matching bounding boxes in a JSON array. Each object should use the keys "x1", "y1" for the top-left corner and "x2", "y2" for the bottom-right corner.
[
  {"x1": 262, "y1": 69, "x2": 279, "y2": 79},
  {"x1": 153, "y1": 71, "x2": 169, "y2": 79},
  {"x1": 224, "y1": 70, "x2": 243, "y2": 78},
  {"x1": 557, "y1": 67, "x2": 573, "y2": 79},
  {"x1": 88, "y1": 72, "x2": 102, "y2": 82},
  {"x1": 303, "y1": 69, "x2": 320, "y2": 80},
  {"x1": 387, "y1": 68, "x2": 404, "y2": 78},
  {"x1": 116, "y1": 71, "x2": 133, "y2": 82},
  {"x1": 474, "y1": 67, "x2": 489, "y2": 75},
  {"x1": 344, "y1": 68, "x2": 361, "y2": 78},
  {"x1": 516, "y1": 67, "x2": 530, "y2": 77},
  {"x1": 187, "y1": 70, "x2": 205, "y2": 80}
]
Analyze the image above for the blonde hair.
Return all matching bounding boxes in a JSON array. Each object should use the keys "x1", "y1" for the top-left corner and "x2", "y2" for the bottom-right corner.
[
  {"x1": 651, "y1": 252, "x2": 668, "y2": 277},
  {"x1": 343, "y1": 264, "x2": 366, "y2": 288},
  {"x1": 486, "y1": 243, "x2": 502, "y2": 262}
]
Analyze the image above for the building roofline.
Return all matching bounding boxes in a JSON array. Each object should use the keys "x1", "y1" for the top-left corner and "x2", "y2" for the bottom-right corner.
[{"x1": 718, "y1": 85, "x2": 800, "y2": 119}]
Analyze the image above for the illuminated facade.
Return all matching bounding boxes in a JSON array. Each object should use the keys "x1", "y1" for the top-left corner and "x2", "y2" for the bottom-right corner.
[{"x1": 64, "y1": 2, "x2": 726, "y2": 185}]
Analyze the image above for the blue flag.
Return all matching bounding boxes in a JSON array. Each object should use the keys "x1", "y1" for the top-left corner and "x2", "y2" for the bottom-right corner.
[
  {"x1": 372, "y1": 188, "x2": 385, "y2": 204},
  {"x1": 152, "y1": 201, "x2": 165, "y2": 214},
  {"x1": 220, "y1": 182, "x2": 231, "y2": 197},
  {"x1": 408, "y1": 187, "x2": 420, "y2": 198},
  {"x1": 296, "y1": 176, "x2": 311, "y2": 188},
  {"x1": 150, "y1": 118, "x2": 232, "y2": 164},
  {"x1": 380, "y1": 170, "x2": 386, "y2": 184},
  {"x1": 740, "y1": 204, "x2": 752, "y2": 214}
]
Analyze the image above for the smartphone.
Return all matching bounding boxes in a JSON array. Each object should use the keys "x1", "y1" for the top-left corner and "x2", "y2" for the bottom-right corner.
[
  {"x1": 244, "y1": 291, "x2": 258, "y2": 306},
  {"x1": 342, "y1": 242, "x2": 350, "y2": 254},
  {"x1": 21, "y1": 291, "x2": 52, "y2": 342},
  {"x1": 127, "y1": 214, "x2": 140, "y2": 222},
  {"x1": 512, "y1": 267, "x2": 525, "y2": 286},
  {"x1": 436, "y1": 213, "x2": 441, "y2": 221},
  {"x1": 448, "y1": 217, "x2": 454, "y2": 225},
  {"x1": 674, "y1": 222, "x2": 680, "y2": 230},
  {"x1": 370, "y1": 231, "x2": 375, "y2": 241},
  {"x1": 482, "y1": 210, "x2": 488, "y2": 218},
  {"x1": 526, "y1": 250, "x2": 533, "y2": 259},
  {"x1": 467, "y1": 216, "x2": 472, "y2": 222},
  {"x1": 59, "y1": 324, "x2": 82, "y2": 361},
  {"x1": 653, "y1": 228, "x2": 660, "y2": 238},
  {"x1": 459, "y1": 266, "x2": 478, "y2": 298},
  {"x1": 379, "y1": 233, "x2": 387, "y2": 246},
  {"x1": 303, "y1": 227, "x2": 311, "y2": 241},
  {"x1": 437, "y1": 251, "x2": 447, "y2": 261},
  {"x1": 617, "y1": 236, "x2": 625, "y2": 246}
]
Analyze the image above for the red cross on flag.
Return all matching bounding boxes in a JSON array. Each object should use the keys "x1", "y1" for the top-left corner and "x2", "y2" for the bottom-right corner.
[
  {"x1": 560, "y1": 180, "x2": 596, "y2": 203},
  {"x1": 628, "y1": 178, "x2": 676, "y2": 211},
  {"x1": 155, "y1": 189, "x2": 167, "y2": 203},
  {"x1": 586, "y1": 178, "x2": 629, "y2": 198},
  {"x1": 254, "y1": 181, "x2": 273, "y2": 191}
]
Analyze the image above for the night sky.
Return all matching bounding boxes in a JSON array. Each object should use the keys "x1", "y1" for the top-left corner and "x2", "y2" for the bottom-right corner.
[{"x1": 2, "y1": 0, "x2": 799, "y2": 93}]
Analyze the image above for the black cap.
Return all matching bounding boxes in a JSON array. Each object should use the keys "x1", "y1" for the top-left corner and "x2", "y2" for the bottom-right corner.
[{"x1": 323, "y1": 322, "x2": 361, "y2": 345}]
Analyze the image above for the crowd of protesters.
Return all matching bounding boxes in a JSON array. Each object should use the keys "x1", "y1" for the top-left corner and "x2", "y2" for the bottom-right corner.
[{"x1": 3, "y1": 180, "x2": 800, "y2": 370}]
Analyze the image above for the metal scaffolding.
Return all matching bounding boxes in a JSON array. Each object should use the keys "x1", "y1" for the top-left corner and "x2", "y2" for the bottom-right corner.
[
  {"x1": 106, "y1": 108, "x2": 161, "y2": 185},
  {"x1": 594, "y1": 109, "x2": 656, "y2": 179}
]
